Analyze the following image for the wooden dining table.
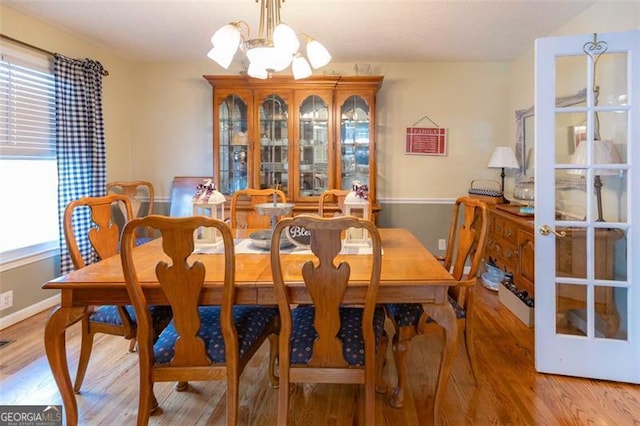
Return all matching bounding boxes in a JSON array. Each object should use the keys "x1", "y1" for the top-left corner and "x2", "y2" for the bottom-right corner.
[{"x1": 43, "y1": 227, "x2": 457, "y2": 425}]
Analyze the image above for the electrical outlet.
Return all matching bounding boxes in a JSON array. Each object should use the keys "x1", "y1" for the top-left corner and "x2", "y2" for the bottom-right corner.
[
  {"x1": 438, "y1": 238, "x2": 446, "y2": 251},
  {"x1": 0, "y1": 290, "x2": 13, "y2": 311}
]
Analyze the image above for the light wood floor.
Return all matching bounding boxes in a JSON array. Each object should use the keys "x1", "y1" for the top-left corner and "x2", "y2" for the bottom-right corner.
[{"x1": 1, "y1": 283, "x2": 639, "y2": 425}]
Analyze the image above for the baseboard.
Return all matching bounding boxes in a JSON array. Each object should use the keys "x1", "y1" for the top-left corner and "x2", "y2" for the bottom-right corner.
[{"x1": 0, "y1": 294, "x2": 60, "y2": 330}]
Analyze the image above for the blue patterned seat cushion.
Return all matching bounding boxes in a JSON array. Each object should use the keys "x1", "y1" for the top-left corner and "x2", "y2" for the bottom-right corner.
[
  {"x1": 289, "y1": 306, "x2": 386, "y2": 366},
  {"x1": 385, "y1": 296, "x2": 466, "y2": 327},
  {"x1": 89, "y1": 305, "x2": 172, "y2": 329},
  {"x1": 135, "y1": 237, "x2": 154, "y2": 246},
  {"x1": 153, "y1": 306, "x2": 277, "y2": 365}
]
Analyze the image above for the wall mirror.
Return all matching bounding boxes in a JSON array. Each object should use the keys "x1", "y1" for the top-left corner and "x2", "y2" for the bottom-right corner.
[{"x1": 515, "y1": 88, "x2": 587, "y2": 183}]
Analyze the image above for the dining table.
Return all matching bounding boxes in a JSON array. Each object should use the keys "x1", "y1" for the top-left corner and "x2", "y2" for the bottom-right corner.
[{"x1": 43, "y1": 227, "x2": 457, "y2": 425}]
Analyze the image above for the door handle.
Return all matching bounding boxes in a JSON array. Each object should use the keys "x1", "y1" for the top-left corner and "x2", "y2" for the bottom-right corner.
[{"x1": 539, "y1": 224, "x2": 566, "y2": 238}]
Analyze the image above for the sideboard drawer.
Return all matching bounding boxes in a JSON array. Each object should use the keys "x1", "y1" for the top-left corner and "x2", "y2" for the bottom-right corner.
[{"x1": 485, "y1": 205, "x2": 535, "y2": 297}]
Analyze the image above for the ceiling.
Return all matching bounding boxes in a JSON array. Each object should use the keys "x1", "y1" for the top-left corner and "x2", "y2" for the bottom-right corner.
[{"x1": 4, "y1": 0, "x2": 597, "y2": 64}]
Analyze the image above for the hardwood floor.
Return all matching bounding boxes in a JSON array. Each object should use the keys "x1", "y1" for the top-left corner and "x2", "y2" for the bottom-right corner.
[{"x1": 1, "y1": 283, "x2": 639, "y2": 425}]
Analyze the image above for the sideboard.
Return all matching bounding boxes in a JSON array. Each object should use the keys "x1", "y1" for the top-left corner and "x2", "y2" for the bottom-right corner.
[
  {"x1": 485, "y1": 203, "x2": 622, "y2": 335},
  {"x1": 485, "y1": 204, "x2": 535, "y2": 297}
]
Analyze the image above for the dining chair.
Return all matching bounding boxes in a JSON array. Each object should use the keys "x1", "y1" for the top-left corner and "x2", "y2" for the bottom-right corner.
[
  {"x1": 318, "y1": 189, "x2": 350, "y2": 218},
  {"x1": 106, "y1": 180, "x2": 156, "y2": 242},
  {"x1": 384, "y1": 196, "x2": 488, "y2": 407},
  {"x1": 63, "y1": 194, "x2": 173, "y2": 393},
  {"x1": 270, "y1": 215, "x2": 387, "y2": 425},
  {"x1": 120, "y1": 215, "x2": 279, "y2": 425},
  {"x1": 230, "y1": 188, "x2": 287, "y2": 229}
]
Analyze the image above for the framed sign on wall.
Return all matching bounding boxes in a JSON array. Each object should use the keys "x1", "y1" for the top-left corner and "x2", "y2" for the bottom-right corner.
[{"x1": 405, "y1": 116, "x2": 447, "y2": 156}]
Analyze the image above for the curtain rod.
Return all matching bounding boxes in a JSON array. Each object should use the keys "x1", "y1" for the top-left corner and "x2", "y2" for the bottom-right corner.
[{"x1": 0, "y1": 33, "x2": 109, "y2": 76}]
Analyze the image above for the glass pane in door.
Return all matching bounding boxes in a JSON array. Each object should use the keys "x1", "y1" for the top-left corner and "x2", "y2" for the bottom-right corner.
[
  {"x1": 340, "y1": 96, "x2": 369, "y2": 190},
  {"x1": 260, "y1": 95, "x2": 289, "y2": 194},
  {"x1": 553, "y1": 46, "x2": 630, "y2": 342},
  {"x1": 299, "y1": 95, "x2": 328, "y2": 197},
  {"x1": 219, "y1": 94, "x2": 248, "y2": 194}
]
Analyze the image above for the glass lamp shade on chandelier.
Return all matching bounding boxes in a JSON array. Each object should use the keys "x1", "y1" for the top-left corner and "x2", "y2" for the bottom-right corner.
[{"x1": 207, "y1": 0, "x2": 331, "y2": 80}]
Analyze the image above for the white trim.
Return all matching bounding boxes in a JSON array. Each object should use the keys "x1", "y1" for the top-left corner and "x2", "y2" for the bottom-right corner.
[
  {"x1": 158, "y1": 196, "x2": 456, "y2": 205},
  {"x1": 158, "y1": 196, "x2": 458, "y2": 205},
  {"x1": 378, "y1": 197, "x2": 456, "y2": 204},
  {"x1": 0, "y1": 294, "x2": 60, "y2": 330},
  {"x1": 0, "y1": 243, "x2": 59, "y2": 272}
]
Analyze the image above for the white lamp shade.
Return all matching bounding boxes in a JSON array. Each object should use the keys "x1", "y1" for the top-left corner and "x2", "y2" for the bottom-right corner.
[
  {"x1": 569, "y1": 139, "x2": 622, "y2": 175},
  {"x1": 292, "y1": 55, "x2": 312, "y2": 80},
  {"x1": 306, "y1": 40, "x2": 331, "y2": 69},
  {"x1": 247, "y1": 45, "x2": 292, "y2": 72},
  {"x1": 247, "y1": 62, "x2": 269, "y2": 79},
  {"x1": 488, "y1": 146, "x2": 519, "y2": 169},
  {"x1": 211, "y1": 24, "x2": 241, "y2": 51},
  {"x1": 207, "y1": 46, "x2": 236, "y2": 69},
  {"x1": 273, "y1": 23, "x2": 299, "y2": 55}
]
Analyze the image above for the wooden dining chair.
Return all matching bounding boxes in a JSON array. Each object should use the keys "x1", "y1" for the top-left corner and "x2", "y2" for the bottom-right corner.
[
  {"x1": 120, "y1": 215, "x2": 279, "y2": 425},
  {"x1": 318, "y1": 189, "x2": 350, "y2": 218},
  {"x1": 63, "y1": 194, "x2": 173, "y2": 393},
  {"x1": 270, "y1": 215, "x2": 387, "y2": 425},
  {"x1": 106, "y1": 180, "x2": 156, "y2": 241},
  {"x1": 230, "y1": 188, "x2": 287, "y2": 229},
  {"x1": 384, "y1": 196, "x2": 489, "y2": 408}
]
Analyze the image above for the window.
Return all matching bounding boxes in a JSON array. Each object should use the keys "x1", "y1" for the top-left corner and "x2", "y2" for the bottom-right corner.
[{"x1": 0, "y1": 47, "x2": 58, "y2": 264}]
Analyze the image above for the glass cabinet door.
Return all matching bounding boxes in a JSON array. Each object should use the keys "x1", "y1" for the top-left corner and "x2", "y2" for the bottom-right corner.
[
  {"x1": 340, "y1": 96, "x2": 370, "y2": 189},
  {"x1": 259, "y1": 94, "x2": 289, "y2": 195},
  {"x1": 219, "y1": 94, "x2": 248, "y2": 194},
  {"x1": 298, "y1": 95, "x2": 329, "y2": 197}
]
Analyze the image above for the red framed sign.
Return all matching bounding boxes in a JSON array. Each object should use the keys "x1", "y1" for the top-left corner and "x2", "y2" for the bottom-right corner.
[{"x1": 405, "y1": 127, "x2": 447, "y2": 156}]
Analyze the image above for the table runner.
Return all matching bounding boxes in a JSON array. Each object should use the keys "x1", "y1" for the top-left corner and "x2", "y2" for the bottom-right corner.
[{"x1": 195, "y1": 238, "x2": 376, "y2": 255}]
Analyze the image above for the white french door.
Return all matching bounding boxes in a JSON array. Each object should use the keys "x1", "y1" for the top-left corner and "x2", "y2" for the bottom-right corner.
[{"x1": 535, "y1": 30, "x2": 640, "y2": 382}]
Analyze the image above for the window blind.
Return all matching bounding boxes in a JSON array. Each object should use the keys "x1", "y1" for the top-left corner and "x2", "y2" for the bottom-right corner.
[{"x1": 0, "y1": 53, "x2": 55, "y2": 159}]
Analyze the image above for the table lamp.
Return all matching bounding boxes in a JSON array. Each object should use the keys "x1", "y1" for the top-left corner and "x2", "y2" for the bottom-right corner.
[
  {"x1": 569, "y1": 139, "x2": 622, "y2": 222},
  {"x1": 487, "y1": 146, "x2": 519, "y2": 193}
]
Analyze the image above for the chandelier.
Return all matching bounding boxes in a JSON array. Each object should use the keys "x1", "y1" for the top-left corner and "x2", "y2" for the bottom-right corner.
[{"x1": 207, "y1": 0, "x2": 331, "y2": 80}]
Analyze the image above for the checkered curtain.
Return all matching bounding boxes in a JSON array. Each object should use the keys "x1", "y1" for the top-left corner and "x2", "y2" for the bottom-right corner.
[{"x1": 54, "y1": 54, "x2": 107, "y2": 274}]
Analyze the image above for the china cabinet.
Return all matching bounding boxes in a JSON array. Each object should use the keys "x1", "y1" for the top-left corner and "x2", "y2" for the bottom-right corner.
[{"x1": 203, "y1": 75, "x2": 383, "y2": 216}]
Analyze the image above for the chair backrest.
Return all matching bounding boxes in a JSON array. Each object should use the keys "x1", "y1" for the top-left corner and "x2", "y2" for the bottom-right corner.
[
  {"x1": 169, "y1": 176, "x2": 213, "y2": 217},
  {"x1": 63, "y1": 194, "x2": 133, "y2": 270},
  {"x1": 442, "y1": 197, "x2": 489, "y2": 303},
  {"x1": 271, "y1": 215, "x2": 382, "y2": 368},
  {"x1": 120, "y1": 215, "x2": 237, "y2": 367},
  {"x1": 106, "y1": 180, "x2": 154, "y2": 219},
  {"x1": 107, "y1": 180, "x2": 155, "y2": 238},
  {"x1": 318, "y1": 189, "x2": 350, "y2": 218},
  {"x1": 230, "y1": 188, "x2": 287, "y2": 229}
]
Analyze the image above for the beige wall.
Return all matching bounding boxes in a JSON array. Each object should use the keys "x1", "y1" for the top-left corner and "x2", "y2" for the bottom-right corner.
[
  {"x1": 127, "y1": 60, "x2": 509, "y2": 199},
  {"x1": 1, "y1": 1, "x2": 637, "y2": 325}
]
